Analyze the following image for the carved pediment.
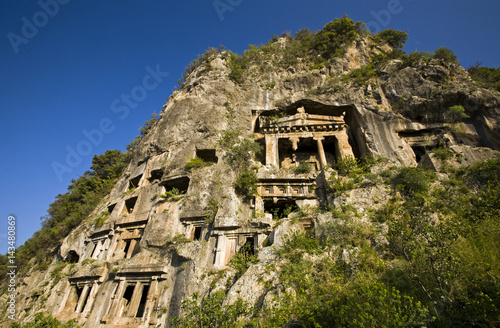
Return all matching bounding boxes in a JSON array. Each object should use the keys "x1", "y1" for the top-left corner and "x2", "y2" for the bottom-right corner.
[{"x1": 259, "y1": 111, "x2": 345, "y2": 134}]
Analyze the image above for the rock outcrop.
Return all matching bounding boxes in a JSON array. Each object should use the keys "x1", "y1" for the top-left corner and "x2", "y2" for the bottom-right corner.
[{"x1": 4, "y1": 33, "x2": 499, "y2": 327}]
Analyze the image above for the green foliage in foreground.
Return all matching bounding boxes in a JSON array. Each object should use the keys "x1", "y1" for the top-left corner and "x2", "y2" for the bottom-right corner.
[
  {"x1": 9, "y1": 313, "x2": 79, "y2": 328},
  {"x1": 174, "y1": 158, "x2": 500, "y2": 328},
  {"x1": 171, "y1": 291, "x2": 249, "y2": 328}
]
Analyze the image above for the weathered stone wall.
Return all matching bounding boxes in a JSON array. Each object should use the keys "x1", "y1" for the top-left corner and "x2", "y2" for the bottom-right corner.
[{"x1": 7, "y1": 35, "x2": 500, "y2": 327}]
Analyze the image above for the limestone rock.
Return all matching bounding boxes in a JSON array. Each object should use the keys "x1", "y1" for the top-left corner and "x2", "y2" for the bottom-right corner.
[{"x1": 7, "y1": 34, "x2": 500, "y2": 328}]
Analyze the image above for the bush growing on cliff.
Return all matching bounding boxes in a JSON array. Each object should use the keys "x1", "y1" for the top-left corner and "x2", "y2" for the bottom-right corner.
[
  {"x1": 375, "y1": 28, "x2": 408, "y2": 49},
  {"x1": 468, "y1": 64, "x2": 500, "y2": 92},
  {"x1": 432, "y1": 46, "x2": 459, "y2": 65},
  {"x1": 185, "y1": 157, "x2": 213, "y2": 170},
  {"x1": 313, "y1": 14, "x2": 365, "y2": 59},
  {"x1": 235, "y1": 169, "x2": 258, "y2": 197},
  {"x1": 9, "y1": 313, "x2": 79, "y2": 328},
  {"x1": 171, "y1": 291, "x2": 248, "y2": 328}
]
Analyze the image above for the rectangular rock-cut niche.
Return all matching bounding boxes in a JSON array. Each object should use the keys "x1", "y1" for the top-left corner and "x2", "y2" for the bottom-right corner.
[
  {"x1": 278, "y1": 137, "x2": 321, "y2": 170},
  {"x1": 263, "y1": 198, "x2": 298, "y2": 220},
  {"x1": 185, "y1": 223, "x2": 204, "y2": 241},
  {"x1": 103, "y1": 265, "x2": 167, "y2": 324},
  {"x1": 118, "y1": 282, "x2": 150, "y2": 318},
  {"x1": 180, "y1": 215, "x2": 207, "y2": 241},
  {"x1": 108, "y1": 203, "x2": 116, "y2": 215},
  {"x1": 196, "y1": 148, "x2": 218, "y2": 164},
  {"x1": 214, "y1": 234, "x2": 258, "y2": 267},
  {"x1": 61, "y1": 279, "x2": 100, "y2": 317},
  {"x1": 148, "y1": 169, "x2": 164, "y2": 183},
  {"x1": 112, "y1": 223, "x2": 146, "y2": 259},
  {"x1": 85, "y1": 235, "x2": 110, "y2": 260},
  {"x1": 162, "y1": 176, "x2": 190, "y2": 194},
  {"x1": 128, "y1": 174, "x2": 143, "y2": 191},
  {"x1": 124, "y1": 197, "x2": 138, "y2": 214}
]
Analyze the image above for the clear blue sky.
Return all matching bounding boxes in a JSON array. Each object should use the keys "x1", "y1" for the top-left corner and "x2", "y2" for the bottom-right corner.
[{"x1": 1, "y1": 0, "x2": 499, "y2": 252}]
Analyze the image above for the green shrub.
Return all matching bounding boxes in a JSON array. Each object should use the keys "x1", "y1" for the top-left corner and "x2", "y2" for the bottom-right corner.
[
  {"x1": 343, "y1": 63, "x2": 377, "y2": 86},
  {"x1": 94, "y1": 210, "x2": 110, "y2": 227},
  {"x1": 9, "y1": 312, "x2": 80, "y2": 328},
  {"x1": 225, "y1": 137, "x2": 262, "y2": 171},
  {"x1": 235, "y1": 170, "x2": 258, "y2": 197},
  {"x1": 293, "y1": 162, "x2": 312, "y2": 174},
  {"x1": 448, "y1": 105, "x2": 470, "y2": 121},
  {"x1": 171, "y1": 291, "x2": 248, "y2": 328},
  {"x1": 432, "y1": 147, "x2": 454, "y2": 161},
  {"x1": 468, "y1": 65, "x2": 500, "y2": 92},
  {"x1": 205, "y1": 197, "x2": 219, "y2": 224},
  {"x1": 227, "y1": 52, "x2": 246, "y2": 84},
  {"x1": 160, "y1": 187, "x2": 183, "y2": 200},
  {"x1": 231, "y1": 245, "x2": 259, "y2": 279},
  {"x1": 432, "y1": 47, "x2": 459, "y2": 65},
  {"x1": 313, "y1": 15, "x2": 365, "y2": 60},
  {"x1": 185, "y1": 157, "x2": 213, "y2": 170},
  {"x1": 376, "y1": 28, "x2": 408, "y2": 49},
  {"x1": 393, "y1": 167, "x2": 435, "y2": 198}
]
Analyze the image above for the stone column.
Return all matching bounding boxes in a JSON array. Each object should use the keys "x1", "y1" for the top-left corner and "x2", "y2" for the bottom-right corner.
[
  {"x1": 75, "y1": 284, "x2": 91, "y2": 313},
  {"x1": 254, "y1": 196, "x2": 264, "y2": 217},
  {"x1": 126, "y1": 239, "x2": 137, "y2": 259},
  {"x1": 92, "y1": 240, "x2": 102, "y2": 259},
  {"x1": 265, "y1": 134, "x2": 279, "y2": 167},
  {"x1": 82, "y1": 283, "x2": 99, "y2": 315},
  {"x1": 127, "y1": 282, "x2": 142, "y2": 317},
  {"x1": 106, "y1": 280, "x2": 124, "y2": 320},
  {"x1": 314, "y1": 136, "x2": 328, "y2": 169},
  {"x1": 335, "y1": 129, "x2": 355, "y2": 160}
]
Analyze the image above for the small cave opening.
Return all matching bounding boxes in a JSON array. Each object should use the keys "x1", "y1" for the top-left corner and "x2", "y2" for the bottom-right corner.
[
  {"x1": 411, "y1": 145, "x2": 427, "y2": 163},
  {"x1": 124, "y1": 197, "x2": 138, "y2": 214},
  {"x1": 193, "y1": 226, "x2": 202, "y2": 241},
  {"x1": 66, "y1": 250, "x2": 80, "y2": 264},
  {"x1": 162, "y1": 176, "x2": 190, "y2": 194},
  {"x1": 264, "y1": 198, "x2": 299, "y2": 220},
  {"x1": 196, "y1": 148, "x2": 218, "y2": 164},
  {"x1": 148, "y1": 169, "x2": 164, "y2": 183},
  {"x1": 107, "y1": 203, "x2": 116, "y2": 215},
  {"x1": 128, "y1": 174, "x2": 143, "y2": 190}
]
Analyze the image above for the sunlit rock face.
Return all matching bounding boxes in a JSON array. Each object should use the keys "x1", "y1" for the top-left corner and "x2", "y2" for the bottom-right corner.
[{"x1": 10, "y1": 35, "x2": 499, "y2": 327}]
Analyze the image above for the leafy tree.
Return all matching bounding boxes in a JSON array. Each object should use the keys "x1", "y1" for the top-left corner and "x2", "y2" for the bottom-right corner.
[
  {"x1": 376, "y1": 28, "x2": 408, "y2": 49},
  {"x1": 313, "y1": 14, "x2": 365, "y2": 59},
  {"x1": 432, "y1": 47, "x2": 459, "y2": 65},
  {"x1": 139, "y1": 113, "x2": 158, "y2": 137}
]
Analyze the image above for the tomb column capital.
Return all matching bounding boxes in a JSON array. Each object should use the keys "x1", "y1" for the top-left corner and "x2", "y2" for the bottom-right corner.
[
  {"x1": 313, "y1": 135, "x2": 325, "y2": 141},
  {"x1": 289, "y1": 136, "x2": 300, "y2": 151}
]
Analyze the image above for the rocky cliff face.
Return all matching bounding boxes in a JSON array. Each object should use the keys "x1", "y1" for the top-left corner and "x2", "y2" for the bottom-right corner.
[{"x1": 6, "y1": 33, "x2": 500, "y2": 327}]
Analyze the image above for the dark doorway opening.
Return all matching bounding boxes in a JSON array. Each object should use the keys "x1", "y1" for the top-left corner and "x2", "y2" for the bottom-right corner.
[{"x1": 264, "y1": 199, "x2": 299, "y2": 220}]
